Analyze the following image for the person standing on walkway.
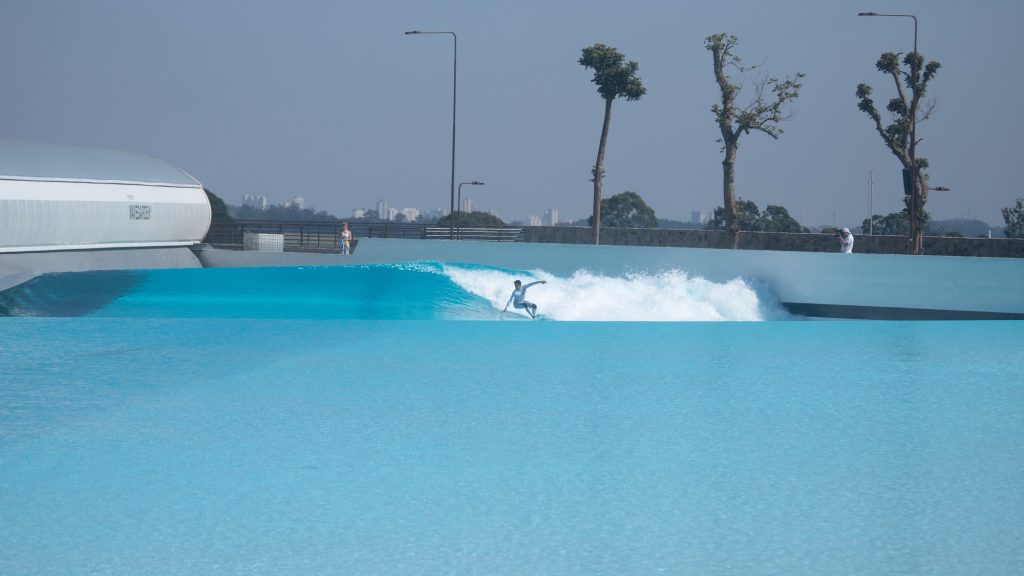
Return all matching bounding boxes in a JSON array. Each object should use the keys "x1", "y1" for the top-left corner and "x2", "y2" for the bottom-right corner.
[
  {"x1": 340, "y1": 222, "x2": 353, "y2": 255},
  {"x1": 839, "y1": 227, "x2": 854, "y2": 253}
]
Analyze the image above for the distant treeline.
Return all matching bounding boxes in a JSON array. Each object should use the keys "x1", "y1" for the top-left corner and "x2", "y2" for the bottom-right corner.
[
  {"x1": 207, "y1": 188, "x2": 1003, "y2": 238},
  {"x1": 229, "y1": 203, "x2": 341, "y2": 222}
]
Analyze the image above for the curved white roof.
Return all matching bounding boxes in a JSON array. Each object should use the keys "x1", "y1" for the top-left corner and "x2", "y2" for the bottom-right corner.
[{"x1": 0, "y1": 139, "x2": 201, "y2": 187}]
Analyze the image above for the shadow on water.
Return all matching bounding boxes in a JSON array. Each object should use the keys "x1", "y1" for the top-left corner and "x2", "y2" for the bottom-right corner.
[{"x1": 0, "y1": 270, "x2": 143, "y2": 317}]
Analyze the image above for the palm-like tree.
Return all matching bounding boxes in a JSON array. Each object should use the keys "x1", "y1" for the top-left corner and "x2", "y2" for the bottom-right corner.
[{"x1": 579, "y1": 44, "x2": 645, "y2": 244}]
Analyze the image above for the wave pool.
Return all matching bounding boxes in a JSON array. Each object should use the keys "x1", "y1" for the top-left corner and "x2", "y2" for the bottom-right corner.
[{"x1": 1, "y1": 263, "x2": 1022, "y2": 575}]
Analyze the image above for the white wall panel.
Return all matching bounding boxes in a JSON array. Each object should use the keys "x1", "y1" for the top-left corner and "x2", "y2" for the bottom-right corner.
[{"x1": 0, "y1": 180, "x2": 211, "y2": 252}]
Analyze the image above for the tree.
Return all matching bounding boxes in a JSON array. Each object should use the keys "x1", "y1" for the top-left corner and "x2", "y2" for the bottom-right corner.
[
  {"x1": 861, "y1": 209, "x2": 931, "y2": 237},
  {"x1": 856, "y1": 51, "x2": 941, "y2": 254},
  {"x1": 706, "y1": 33, "x2": 803, "y2": 248},
  {"x1": 586, "y1": 191, "x2": 658, "y2": 228},
  {"x1": 707, "y1": 199, "x2": 760, "y2": 231},
  {"x1": 579, "y1": 43, "x2": 646, "y2": 245},
  {"x1": 204, "y1": 188, "x2": 234, "y2": 223},
  {"x1": 436, "y1": 211, "x2": 506, "y2": 228},
  {"x1": 202, "y1": 188, "x2": 234, "y2": 244},
  {"x1": 1003, "y1": 198, "x2": 1024, "y2": 238},
  {"x1": 706, "y1": 199, "x2": 806, "y2": 233},
  {"x1": 756, "y1": 205, "x2": 807, "y2": 233}
]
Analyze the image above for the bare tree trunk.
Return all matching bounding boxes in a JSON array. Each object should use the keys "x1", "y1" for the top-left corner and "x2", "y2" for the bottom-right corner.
[
  {"x1": 593, "y1": 98, "x2": 612, "y2": 245},
  {"x1": 913, "y1": 174, "x2": 927, "y2": 254},
  {"x1": 722, "y1": 140, "x2": 739, "y2": 249}
]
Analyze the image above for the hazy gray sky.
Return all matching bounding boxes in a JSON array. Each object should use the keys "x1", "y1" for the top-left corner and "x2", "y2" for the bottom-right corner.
[{"x1": 2, "y1": 0, "x2": 1021, "y2": 226}]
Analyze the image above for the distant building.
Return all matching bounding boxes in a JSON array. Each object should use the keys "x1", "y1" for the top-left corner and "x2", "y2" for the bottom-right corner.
[
  {"x1": 462, "y1": 198, "x2": 473, "y2": 213},
  {"x1": 544, "y1": 208, "x2": 559, "y2": 226},
  {"x1": 528, "y1": 214, "x2": 542, "y2": 226},
  {"x1": 290, "y1": 196, "x2": 305, "y2": 210},
  {"x1": 352, "y1": 208, "x2": 367, "y2": 218},
  {"x1": 400, "y1": 208, "x2": 420, "y2": 222},
  {"x1": 691, "y1": 210, "x2": 709, "y2": 225},
  {"x1": 421, "y1": 208, "x2": 446, "y2": 221},
  {"x1": 376, "y1": 200, "x2": 390, "y2": 221},
  {"x1": 242, "y1": 194, "x2": 269, "y2": 210}
]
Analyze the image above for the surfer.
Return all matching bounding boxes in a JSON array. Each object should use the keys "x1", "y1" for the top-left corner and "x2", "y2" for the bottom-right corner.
[{"x1": 503, "y1": 279, "x2": 546, "y2": 319}]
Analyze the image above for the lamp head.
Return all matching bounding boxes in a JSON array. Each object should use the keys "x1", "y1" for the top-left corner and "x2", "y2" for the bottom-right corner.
[
  {"x1": 404, "y1": 30, "x2": 422, "y2": 35},
  {"x1": 858, "y1": 12, "x2": 879, "y2": 16}
]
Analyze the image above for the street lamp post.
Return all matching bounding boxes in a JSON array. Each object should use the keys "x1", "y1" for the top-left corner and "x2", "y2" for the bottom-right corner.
[
  {"x1": 858, "y1": 11, "x2": 920, "y2": 254},
  {"x1": 457, "y1": 181, "x2": 485, "y2": 239},
  {"x1": 405, "y1": 30, "x2": 458, "y2": 240}
]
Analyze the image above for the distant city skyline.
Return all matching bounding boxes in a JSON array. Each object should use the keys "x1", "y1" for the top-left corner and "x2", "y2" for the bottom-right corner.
[
  {"x1": 237, "y1": 188, "x2": 723, "y2": 225},
  {"x1": 237, "y1": 189, "x2": 999, "y2": 231}
]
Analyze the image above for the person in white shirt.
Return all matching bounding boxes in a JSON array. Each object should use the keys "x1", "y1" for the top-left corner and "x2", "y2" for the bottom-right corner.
[
  {"x1": 839, "y1": 227, "x2": 854, "y2": 253},
  {"x1": 340, "y1": 222, "x2": 353, "y2": 255},
  {"x1": 503, "y1": 279, "x2": 546, "y2": 319}
]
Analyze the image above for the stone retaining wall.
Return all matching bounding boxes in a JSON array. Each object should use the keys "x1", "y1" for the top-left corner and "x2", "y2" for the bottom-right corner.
[{"x1": 522, "y1": 227, "x2": 1024, "y2": 258}]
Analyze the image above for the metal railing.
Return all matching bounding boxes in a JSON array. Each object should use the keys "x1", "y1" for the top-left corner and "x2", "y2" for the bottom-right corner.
[
  {"x1": 205, "y1": 220, "x2": 523, "y2": 251},
  {"x1": 429, "y1": 227, "x2": 524, "y2": 242}
]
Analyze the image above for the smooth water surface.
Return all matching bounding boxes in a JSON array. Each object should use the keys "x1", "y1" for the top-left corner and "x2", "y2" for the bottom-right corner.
[{"x1": 1, "y1": 265, "x2": 1022, "y2": 575}]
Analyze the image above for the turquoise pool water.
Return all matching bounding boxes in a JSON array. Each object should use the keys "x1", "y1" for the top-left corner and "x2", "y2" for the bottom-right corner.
[{"x1": 1, "y1": 264, "x2": 1022, "y2": 575}]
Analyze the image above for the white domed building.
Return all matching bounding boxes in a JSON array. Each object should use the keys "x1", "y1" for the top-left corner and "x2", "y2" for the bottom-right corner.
[{"x1": 0, "y1": 140, "x2": 211, "y2": 290}]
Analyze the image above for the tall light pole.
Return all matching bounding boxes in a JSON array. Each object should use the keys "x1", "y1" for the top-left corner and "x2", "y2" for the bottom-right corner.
[
  {"x1": 457, "y1": 181, "x2": 485, "y2": 239},
  {"x1": 858, "y1": 11, "x2": 919, "y2": 254},
  {"x1": 405, "y1": 30, "x2": 457, "y2": 240}
]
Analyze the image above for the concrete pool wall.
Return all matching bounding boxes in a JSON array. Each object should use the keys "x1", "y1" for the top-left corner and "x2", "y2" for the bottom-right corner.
[{"x1": 193, "y1": 238, "x2": 1024, "y2": 320}]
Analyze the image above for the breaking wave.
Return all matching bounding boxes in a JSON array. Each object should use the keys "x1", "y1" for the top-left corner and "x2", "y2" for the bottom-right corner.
[{"x1": 0, "y1": 262, "x2": 788, "y2": 321}]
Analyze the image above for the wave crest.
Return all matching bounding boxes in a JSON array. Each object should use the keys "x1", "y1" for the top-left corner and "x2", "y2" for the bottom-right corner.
[
  {"x1": 0, "y1": 262, "x2": 788, "y2": 321},
  {"x1": 445, "y1": 265, "x2": 786, "y2": 321}
]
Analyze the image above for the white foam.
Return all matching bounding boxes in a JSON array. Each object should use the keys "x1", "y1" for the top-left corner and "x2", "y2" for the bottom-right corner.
[{"x1": 443, "y1": 266, "x2": 788, "y2": 321}]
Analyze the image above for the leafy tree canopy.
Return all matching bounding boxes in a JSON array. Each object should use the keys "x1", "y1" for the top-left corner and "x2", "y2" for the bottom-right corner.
[
  {"x1": 204, "y1": 188, "x2": 234, "y2": 222},
  {"x1": 436, "y1": 211, "x2": 507, "y2": 228},
  {"x1": 856, "y1": 50, "x2": 941, "y2": 253},
  {"x1": 705, "y1": 199, "x2": 807, "y2": 233},
  {"x1": 861, "y1": 209, "x2": 931, "y2": 237},
  {"x1": 586, "y1": 191, "x2": 658, "y2": 228},
  {"x1": 1003, "y1": 198, "x2": 1024, "y2": 238},
  {"x1": 578, "y1": 44, "x2": 646, "y2": 102},
  {"x1": 757, "y1": 205, "x2": 807, "y2": 233},
  {"x1": 856, "y1": 52, "x2": 941, "y2": 162}
]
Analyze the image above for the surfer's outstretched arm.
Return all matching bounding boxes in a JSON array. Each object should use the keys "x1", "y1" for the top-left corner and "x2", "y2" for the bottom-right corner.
[{"x1": 522, "y1": 280, "x2": 546, "y2": 290}]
